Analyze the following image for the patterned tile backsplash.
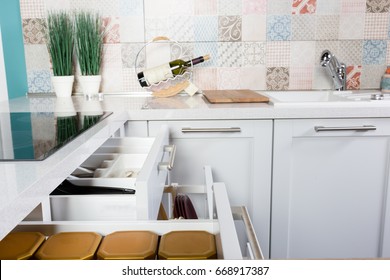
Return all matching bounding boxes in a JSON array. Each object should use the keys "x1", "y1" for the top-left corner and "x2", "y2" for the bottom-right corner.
[{"x1": 20, "y1": 0, "x2": 390, "y2": 93}]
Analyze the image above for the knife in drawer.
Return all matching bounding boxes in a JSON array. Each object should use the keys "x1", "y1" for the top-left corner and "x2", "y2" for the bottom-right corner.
[{"x1": 51, "y1": 180, "x2": 136, "y2": 195}]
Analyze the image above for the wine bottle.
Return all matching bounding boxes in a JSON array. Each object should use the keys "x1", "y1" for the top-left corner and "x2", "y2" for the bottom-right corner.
[{"x1": 137, "y1": 54, "x2": 210, "y2": 87}]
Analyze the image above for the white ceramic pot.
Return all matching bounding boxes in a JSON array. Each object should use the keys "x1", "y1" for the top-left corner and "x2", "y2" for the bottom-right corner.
[
  {"x1": 52, "y1": 75, "x2": 74, "y2": 97},
  {"x1": 78, "y1": 75, "x2": 102, "y2": 99}
]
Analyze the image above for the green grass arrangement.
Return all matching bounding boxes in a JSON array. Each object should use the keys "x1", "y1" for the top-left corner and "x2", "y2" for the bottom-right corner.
[
  {"x1": 46, "y1": 11, "x2": 74, "y2": 76},
  {"x1": 74, "y1": 12, "x2": 104, "y2": 76}
]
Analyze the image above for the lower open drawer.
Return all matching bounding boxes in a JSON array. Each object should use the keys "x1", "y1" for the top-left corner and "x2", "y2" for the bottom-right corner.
[{"x1": 14, "y1": 167, "x2": 263, "y2": 260}]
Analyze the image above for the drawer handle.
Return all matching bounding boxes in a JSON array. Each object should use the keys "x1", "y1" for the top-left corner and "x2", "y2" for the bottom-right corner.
[
  {"x1": 181, "y1": 127, "x2": 241, "y2": 133},
  {"x1": 158, "y1": 145, "x2": 176, "y2": 171},
  {"x1": 314, "y1": 125, "x2": 377, "y2": 132}
]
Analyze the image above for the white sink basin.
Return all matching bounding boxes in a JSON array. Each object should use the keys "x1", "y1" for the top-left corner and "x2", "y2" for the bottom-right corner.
[{"x1": 264, "y1": 90, "x2": 390, "y2": 107}]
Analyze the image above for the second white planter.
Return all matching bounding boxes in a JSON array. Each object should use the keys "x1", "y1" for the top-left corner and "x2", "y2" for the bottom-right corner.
[
  {"x1": 52, "y1": 75, "x2": 74, "y2": 97},
  {"x1": 78, "y1": 75, "x2": 102, "y2": 99}
]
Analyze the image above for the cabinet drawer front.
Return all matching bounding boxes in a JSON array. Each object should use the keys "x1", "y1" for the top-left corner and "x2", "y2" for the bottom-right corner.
[{"x1": 286, "y1": 118, "x2": 390, "y2": 137}]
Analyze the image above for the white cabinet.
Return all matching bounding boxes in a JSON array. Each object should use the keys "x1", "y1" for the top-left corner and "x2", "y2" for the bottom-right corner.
[
  {"x1": 271, "y1": 118, "x2": 390, "y2": 259},
  {"x1": 148, "y1": 120, "x2": 273, "y2": 258}
]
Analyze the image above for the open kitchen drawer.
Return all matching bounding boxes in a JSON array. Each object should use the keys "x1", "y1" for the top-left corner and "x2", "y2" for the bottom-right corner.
[{"x1": 15, "y1": 166, "x2": 263, "y2": 260}]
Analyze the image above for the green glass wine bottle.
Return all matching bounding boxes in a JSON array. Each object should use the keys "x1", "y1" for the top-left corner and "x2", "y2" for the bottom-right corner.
[{"x1": 137, "y1": 54, "x2": 210, "y2": 87}]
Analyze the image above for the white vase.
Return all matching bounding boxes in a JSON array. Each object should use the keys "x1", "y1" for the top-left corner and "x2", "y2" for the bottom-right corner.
[
  {"x1": 52, "y1": 75, "x2": 74, "y2": 97},
  {"x1": 79, "y1": 75, "x2": 102, "y2": 100}
]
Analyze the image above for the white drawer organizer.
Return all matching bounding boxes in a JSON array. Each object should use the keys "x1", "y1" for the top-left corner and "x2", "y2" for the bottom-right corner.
[{"x1": 16, "y1": 125, "x2": 263, "y2": 259}]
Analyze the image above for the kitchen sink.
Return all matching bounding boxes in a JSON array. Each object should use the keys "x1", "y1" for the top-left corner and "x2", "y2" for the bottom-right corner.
[{"x1": 264, "y1": 90, "x2": 390, "y2": 107}]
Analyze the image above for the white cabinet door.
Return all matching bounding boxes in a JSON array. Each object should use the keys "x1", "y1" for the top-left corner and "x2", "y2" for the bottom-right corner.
[
  {"x1": 148, "y1": 120, "x2": 273, "y2": 258},
  {"x1": 272, "y1": 118, "x2": 390, "y2": 259}
]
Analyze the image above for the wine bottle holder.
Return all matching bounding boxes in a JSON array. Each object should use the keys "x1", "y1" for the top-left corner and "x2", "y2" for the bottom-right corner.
[{"x1": 134, "y1": 37, "x2": 194, "y2": 97}]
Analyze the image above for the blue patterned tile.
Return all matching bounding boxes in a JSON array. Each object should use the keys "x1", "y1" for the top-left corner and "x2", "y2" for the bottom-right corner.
[
  {"x1": 193, "y1": 42, "x2": 218, "y2": 67},
  {"x1": 27, "y1": 70, "x2": 52, "y2": 93},
  {"x1": 363, "y1": 40, "x2": 387, "y2": 65},
  {"x1": 119, "y1": 0, "x2": 144, "y2": 16},
  {"x1": 267, "y1": 15, "x2": 291, "y2": 41},
  {"x1": 194, "y1": 16, "x2": 218, "y2": 41}
]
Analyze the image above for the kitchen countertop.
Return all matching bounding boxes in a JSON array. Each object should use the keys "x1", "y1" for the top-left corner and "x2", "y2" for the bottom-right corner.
[{"x1": 1, "y1": 91, "x2": 390, "y2": 239}]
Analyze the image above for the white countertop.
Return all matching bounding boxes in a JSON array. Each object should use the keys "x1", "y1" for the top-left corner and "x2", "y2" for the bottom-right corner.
[{"x1": 1, "y1": 91, "x2": 389, "y2": 239}]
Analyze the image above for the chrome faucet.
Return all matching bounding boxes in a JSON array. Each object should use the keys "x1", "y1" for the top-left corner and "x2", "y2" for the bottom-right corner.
[{"x1": 320, "y1": 50, "x2": 346, "y2": 91}]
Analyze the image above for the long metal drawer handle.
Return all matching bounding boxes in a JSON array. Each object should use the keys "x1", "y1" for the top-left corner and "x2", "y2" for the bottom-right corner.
[
  {"x1": 314, "y1": 125, "x2": 377, "y2": 132},
  {"x1": 158, "y1": 145, "x2": 176, "y2": 171},
  {"x1": 181, "y1": 127, "x2": 241, "y2": 133}
]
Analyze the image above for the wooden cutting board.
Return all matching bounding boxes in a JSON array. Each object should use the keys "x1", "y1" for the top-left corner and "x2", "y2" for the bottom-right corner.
[{"x1": 203, "y1": 89, "x2": 269, "y2": 103}]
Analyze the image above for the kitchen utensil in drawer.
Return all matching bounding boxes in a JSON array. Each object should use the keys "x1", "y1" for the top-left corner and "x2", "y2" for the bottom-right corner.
[
  {"x1": 35, "y1": 232, "x2": 102, "y2": 260},
  {"x1": 97, "y1": 231, "x2": 158, "y2": 260},
  {"x1": 158, "y1": 230, "x2": 216, "y2": 259},
  {"x1": 0, "y1": 232, "x2": 46, "y2": 260},
  {"x1": 173, "y1": 194, "x2": 198, "y2": 219}
]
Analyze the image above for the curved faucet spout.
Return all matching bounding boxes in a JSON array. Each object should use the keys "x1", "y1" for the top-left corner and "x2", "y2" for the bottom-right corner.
[{"x1": 320, "y1": 50, "x2": 346, "y2": 91}]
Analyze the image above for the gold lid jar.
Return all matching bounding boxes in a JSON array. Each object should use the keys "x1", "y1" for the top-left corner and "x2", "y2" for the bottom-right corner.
[
  {"x1": 0, "y1": 232, "x2": 46, "y2": 260},
  {"x1": 35, "y1": 232, "x2": 102, "y2": 260},
  {"x1": 97, "y1": 231, "x2": 158, "y2": 260},
  {"x1": 158, "y1": 231, "x2": 216, "y2": 260}
]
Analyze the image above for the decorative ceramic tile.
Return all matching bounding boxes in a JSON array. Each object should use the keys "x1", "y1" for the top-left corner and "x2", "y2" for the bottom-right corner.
[
  {"x1": 292, "y1": 0, "x2": 317, "y2": 15},
  {"x1": 144, "y1": 18, "x2": 169, "y2": 42},
  {"x1": 168, "y1": 17, "x2": 195, "y2": 42},
  {"x1": 239, "y1": 66, "x2": 267, "y2": 90},
  {"x1": 170, "y1": 42, "x2": 194, "y2": 61},
  {"x1": 193, "y1": 68, "x2": 217, "y2": 90},
  {"x1": 218, "y1": 0, "x2": 242, "y2": 16},
  {"x1": 266, "y1": 41, "x2": 291, "y2": 67},
  {"x1": 291, "y1": 14, "x2": 316, "y2": 40},
  {"x1": 119, "y1": 0, "x2": 144, "y2": 17},
  {"x1": 122, "y1": 43, "x2": 145, "y2": 69},
  {"x1": 103, "y1": 17, "x2": 121, "y2": 44},
  {"x1": 267, "y1": 0, "x2": 292, "y2": 15},
  {"x1": 363, "y1": 40, "x2": 387, "y2": 65},
  {"x1": 217, "y1": 42, "x2": 243, "y2": 67},
  {"x1": 20, "y1": 0, "x2": 45, "y2": 18},
  {"x1": 193, "y1": 42, "x2": 218, "y2": 67},
  {"x1": 315, "y1": 15, "x2": 340, "y2": 40},
  {"x1": 24, "y1": 44, "x2": 51, "y2": 70},
  {"x1": 195, "y1": 0, "x2": 217, "y2": 15},
  {"x1": 387, "y1": 42, "x2": 390, "y2": 64},
  {"x1": 69, "y1": 0, "x2": 98, "y2": 11},
  {"x1": 315, "y1": 41, "x2": 339, "y2": 63},
  {"x1": 340, "y1": 0, "x2": 366, "y2": 13},
  {"x1": 288, "y1": 67, "x2": 313, "y2": 90},
  {"x1": 101, "y1": 67, "x2": 123, "y2": 92},
  {"x1": 120, "y1": 16, "x2": 145, "y2": 43},
  {"x1": 218, "y1": 16, "x2": 242, "y2": 42},
  {"x1": 144, "y1": 0, "x2": 194, "y2": 18},
  {"x1": 266, "y1": 67, "x2": 289, "y2": 90},
  {"x1": 312, "y1": 65, "x2": 334, "y2": 89},
  {"x1": 242, "y1": 15, "x2": 266, "y2": 41},
  {"x1": 366, "y1": 0, "x2": 390, "y2": 13},
  {"x1": 242, "y1": 0, "x2": 267, "y2": 15},
  {"x1": 96, "y1": 0, "x2": 120, "y2": 16},
  {"x1": 27, "y1": 70, "x2": 52, "y2": 93},
  {"x1": 338, "y1": 14, "x2": 365, "y2": 40},
  {"x1": 243, "y1": 42, "x2": 266, "y2": 66},
  {"x1": 360, "y1": 65, "x2": 386, "y2": 88},
  {"x1": 22, "y1": 18, "x2": 46, "y2": 44},
  {"x1": 217, "y1": 67, "x2": 241, "y2": 89},
  {"x1": 364, "y1": 13, "x2": 389, "y2": 39},
  {"x1": 290, "y1": 41, "x2": 316, "y2": 67},
  {"x1": 194, "y1": 16, "x2": 218, "y2": 41},
  {"x1": 122, "y1": 68, "x2": 146, "y2": 92},
  {"x1": 338, "y1": 40, "x2": 363, "y2": 65},
  {"x1": 346, "y1": 65, "x2": 362, "y2": 90},
  {"x1": 316, "y1": 0, "x2": 340, "y2": 15},
  {"x1": 267, "y1": 15, "x2": 291, "y2": 41},
  {"x1": 169, "y1": 0, "x2": 195, "y2": 16}
]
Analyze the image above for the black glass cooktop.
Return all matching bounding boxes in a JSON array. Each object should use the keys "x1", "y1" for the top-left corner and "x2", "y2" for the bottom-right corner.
[{"x1": 0, "y1": 111, "x2": 111, "y2": 161}]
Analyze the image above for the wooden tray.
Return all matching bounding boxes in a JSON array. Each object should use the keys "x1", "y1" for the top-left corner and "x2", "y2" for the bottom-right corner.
[{"x1": 203, "y1": 90, "x2": 269, "y2": 103}]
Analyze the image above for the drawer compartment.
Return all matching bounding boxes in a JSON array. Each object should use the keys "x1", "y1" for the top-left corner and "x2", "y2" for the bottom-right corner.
[{"x1": 54, "y1": 125, "x2": 172, "y2": 220}]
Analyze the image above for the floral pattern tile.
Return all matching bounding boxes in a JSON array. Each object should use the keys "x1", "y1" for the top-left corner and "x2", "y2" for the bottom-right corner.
[
  {"x1": 292, "y1": 0, "x2": 317, "y2": 14},
  {"x1": 103, "y1": 17, "x2": 121, "y2": 43},
  {"x1": 170, "y1": 42, "x2": 194, "y2": 61},
  {"x1": 267, "y1": 15, "x2": 291, "y2": 41},
  {"x1": 22, "y1": 18, "x2": 46, "y2": 44},
  {"x1": 346, "y1": 65, "x2": 362, "y2": 90},
  {"x1": 218, "y1": 16, "x2": 242, "y2": 42},
  {"x1": 243, "y1": 42, "x2": 266, "y2": 66},
  {"x1": 28, "y1": 70, "x2": 52, "y2": 93},
  {"x1": 366, "y1": 0, "x2": 390, "y2": 13},
  {"x1": 363, "y1": 40, "x2": 387, "y2": 64},
  {"x1": 266, "y1": 67, "x2": 289, "y2": 90}
]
